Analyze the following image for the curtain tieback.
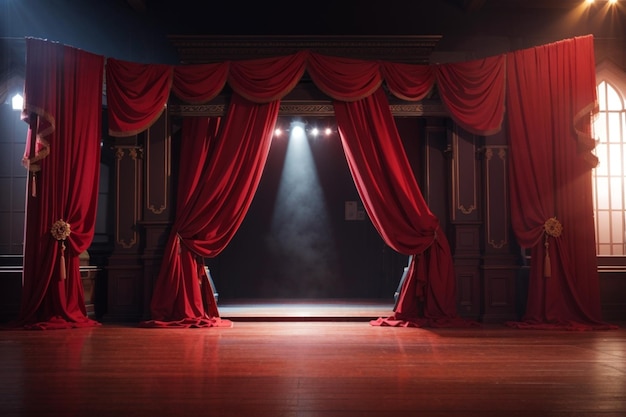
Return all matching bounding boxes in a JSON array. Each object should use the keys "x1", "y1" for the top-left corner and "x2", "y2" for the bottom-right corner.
[
  {"x1": 543, "y1": 217, "x2": 563, "y2": 278},
  {"x1": 51, "y1": 219, "x2": 71, "y2": 280}
]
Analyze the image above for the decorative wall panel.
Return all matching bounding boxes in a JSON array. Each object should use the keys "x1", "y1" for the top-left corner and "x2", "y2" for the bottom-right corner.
[
  {"x1": 484, "y1": 146, "x2": 509, "y2": 252},
  {"x1": 451, "y1": 126, "x2": 479, "y2": 222},
  {"x1": 114, "y1": 145, "x2": 142, "y2": 250},
  {"x1": 144, "y1": 113, "x2": 170, "y2": 219}
]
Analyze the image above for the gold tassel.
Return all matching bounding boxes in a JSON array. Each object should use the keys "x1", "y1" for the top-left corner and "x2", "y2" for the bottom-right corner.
[
  {"x1": 543, "y1": 235, "x2": 551, "y2": 278},
  {"x1": 31, "y1": 173, "x2": 37, "y2": 197},
  {"x1": 59, "y1": 241, "x2": 66, "y2": 280}
]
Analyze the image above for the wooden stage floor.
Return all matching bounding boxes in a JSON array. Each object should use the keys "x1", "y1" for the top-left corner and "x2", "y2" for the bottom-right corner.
[{"x1": 1, "y1": 301, "x2": 624, "y2": 417}]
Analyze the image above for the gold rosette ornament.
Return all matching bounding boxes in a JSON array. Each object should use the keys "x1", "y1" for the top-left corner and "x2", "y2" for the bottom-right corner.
[
  {"x1": 51, "y1": 220, "x2": 71, "y2": 280},
  {"x1": 543, "y1": 217, "x2": 562, "y2": 278}
]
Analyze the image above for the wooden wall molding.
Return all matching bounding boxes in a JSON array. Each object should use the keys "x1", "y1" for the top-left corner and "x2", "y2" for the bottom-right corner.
[
  {"x1": 484, "y1": 145, "x2": 509, "y2": 250},
  {"x1": 144, "y1": 115, "x2": 170, "y2": 217},
  {"x1": 114, "y1": 145, "x2": 142, "y2": 250},
  {"x1": 168, "y1": 99, "x2": 448, "y2": 117},
  {"x1": 450, "y1": 126, "x2": 479, "y2": 222}
]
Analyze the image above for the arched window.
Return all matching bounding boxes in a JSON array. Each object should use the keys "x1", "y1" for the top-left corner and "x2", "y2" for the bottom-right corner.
[{"x1": 593, "y1": 61, "x2": 626, "y2": 256}]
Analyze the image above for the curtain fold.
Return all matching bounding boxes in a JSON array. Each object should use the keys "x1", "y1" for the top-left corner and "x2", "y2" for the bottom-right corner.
[
  {"x1": 141, "y1": 93, "x2": 279, "y2": 327},
  {"x1": 106, "y1": 58, "x2": 173, "y2": 136},
  {"x1": 334, "y1": 88, "x2": 473, "y2": 327},
  {"x1": 228, "y1": 51, "x2": 307, "y2": 103},
  {"x1": 381, "y1": 61, "x2": 435, "y2": 101},
  {"x1": 307, "y1": 52, "x2": 383, "y2": 101},
  {"x1": 505, "y1": 35, "x2": 616, "y2": 330},
  {"x1": 172, "y1": 62, "x2": 230, "y2": 103},
  {"x1": 435, "y1": 55, "x2": 506, "y2": 136},
  {"x1": 13, "y1": 38, "x2": 104, "y2": 330}
]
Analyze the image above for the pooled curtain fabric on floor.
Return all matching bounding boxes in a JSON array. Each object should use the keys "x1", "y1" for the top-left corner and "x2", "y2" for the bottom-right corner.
[{"x1": 12, "y1": 38, "x2": 104, "y2": 330}]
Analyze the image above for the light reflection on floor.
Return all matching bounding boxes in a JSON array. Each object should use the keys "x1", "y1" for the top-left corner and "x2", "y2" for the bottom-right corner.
[{"x1": 217, "y1": 298, "x2": 394, "y2": 320}]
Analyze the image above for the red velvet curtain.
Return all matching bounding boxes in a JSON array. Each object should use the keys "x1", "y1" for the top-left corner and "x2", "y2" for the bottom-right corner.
[
  {"x1": 134, "y1": 54, "x2": 303, "y2": 327},
  {"x1": 506, "y1": 36, "x2": 616, "y2": 330},
  {"x1": 308, "y1": 53, "x2": 502, "y2": 327},
  {"x1": 334, "y1": 88, "x2": 471, "y2": 327},
  {"x1": 13, "y1": 38, "x2": 104, "y2": 329},
  {"x1": 141, "y1": 94, "x2": 280, "y2": 328}
]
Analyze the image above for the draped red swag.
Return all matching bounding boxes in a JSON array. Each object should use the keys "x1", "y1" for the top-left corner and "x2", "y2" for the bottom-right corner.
[{"x1": 13, "y1": 34, "x2": 616, "y2": 330}]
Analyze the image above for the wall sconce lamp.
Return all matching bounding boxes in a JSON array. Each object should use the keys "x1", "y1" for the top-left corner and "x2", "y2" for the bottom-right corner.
[{"x1": 11, "y1": 93, "x2": 23, "y2": 111}]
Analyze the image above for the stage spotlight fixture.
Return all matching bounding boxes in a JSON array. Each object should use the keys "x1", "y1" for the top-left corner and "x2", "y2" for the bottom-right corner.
[
  {"x1": 586, "y1": 0, "x2": 621, "y2": 4},
  {"x1": 291, "y1": 124, "x2": 305, "y2": 138}
]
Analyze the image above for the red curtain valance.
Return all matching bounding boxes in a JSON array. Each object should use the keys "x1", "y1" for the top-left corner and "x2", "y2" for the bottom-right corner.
[
  {"x1": 105, "y1": 59, "x2": 173, "y2": 137},
  {"x1": 228, "y1": 51, "x2": 307, "y2": 103},
  {"x1": 435, "y1": 55, "x2": 507, "y2": 136},
  {"x1": 106, "y1": 50, "x2": 506, "y2": 137},
  {"x1": 172, "y1": 62, "x2": 229, "y2": 104}
]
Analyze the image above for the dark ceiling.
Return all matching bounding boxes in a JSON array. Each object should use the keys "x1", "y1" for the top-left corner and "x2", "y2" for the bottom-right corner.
[
  {"x1": 121, "y1": 0, "x2": 621, "y2": 36},
  {"x1": 1, "y1": 0, "x2": 625, "y2": 70},
  {"x1": 115, "y1": 0, "x2": 625, "y2": 65}
]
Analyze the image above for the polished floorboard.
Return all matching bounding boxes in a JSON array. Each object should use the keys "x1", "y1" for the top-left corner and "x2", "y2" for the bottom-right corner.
[{"x1": 1, "y1": 301, "x2": 625, "y2": 417}]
